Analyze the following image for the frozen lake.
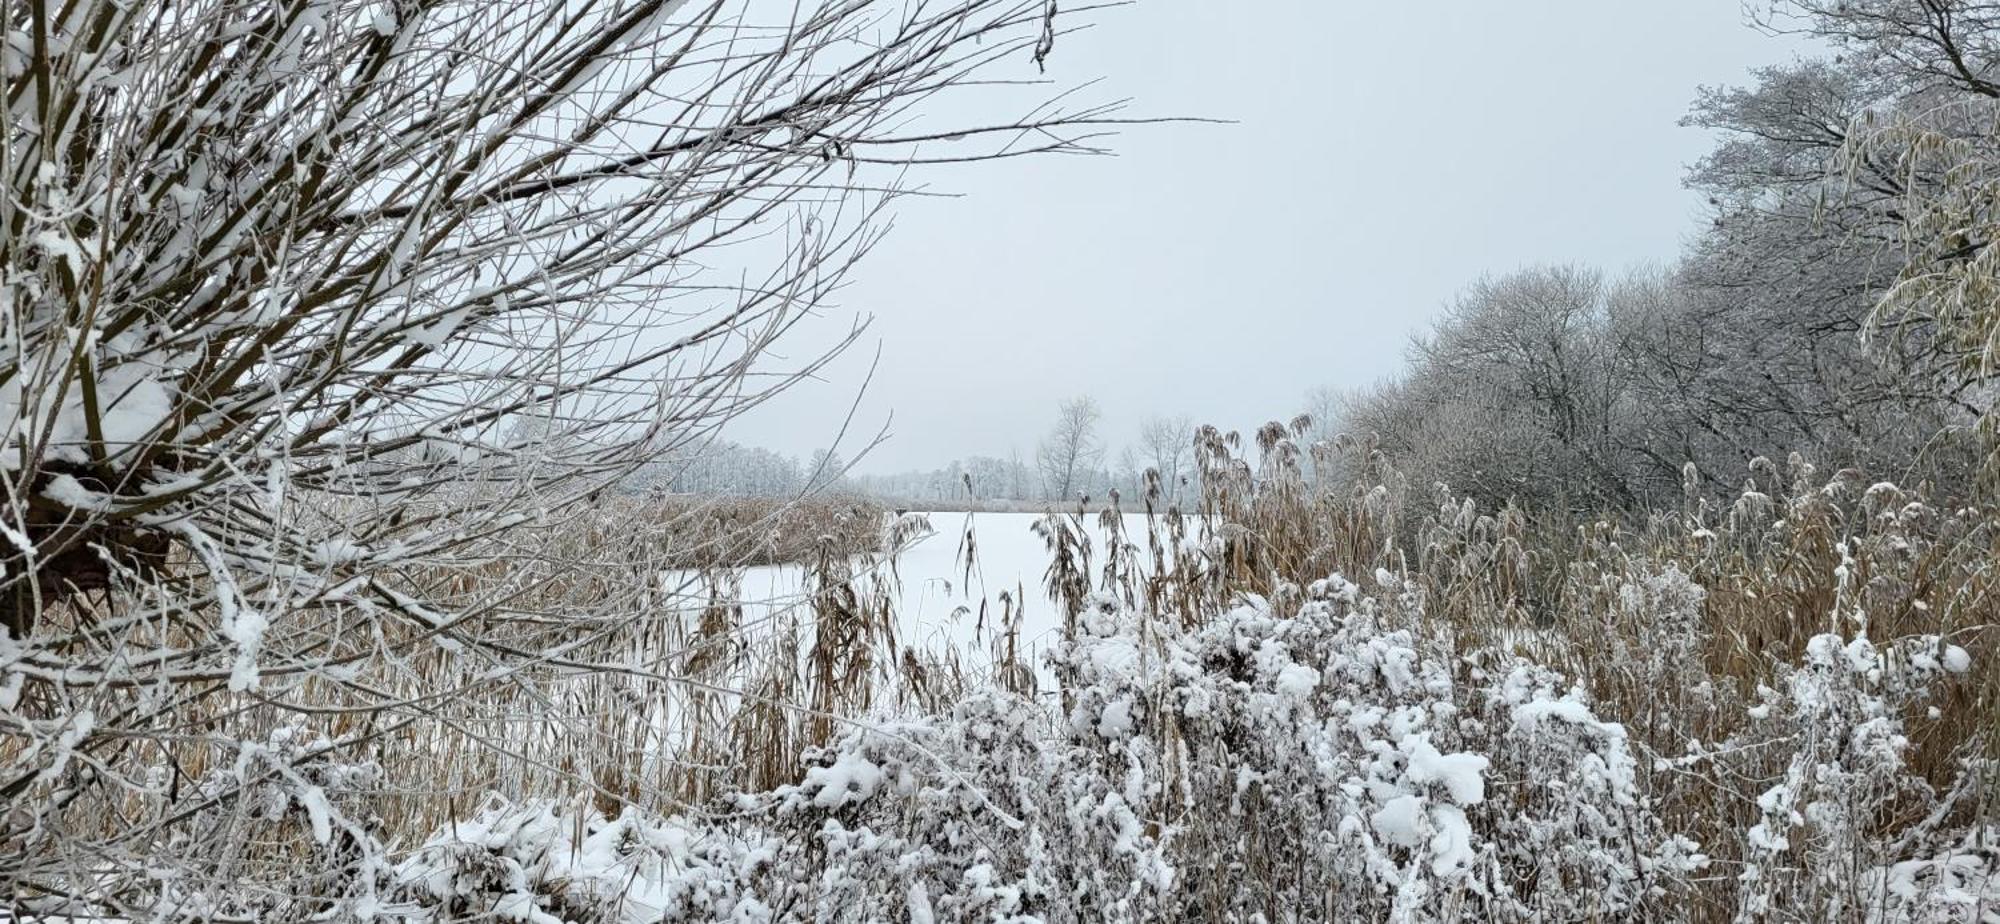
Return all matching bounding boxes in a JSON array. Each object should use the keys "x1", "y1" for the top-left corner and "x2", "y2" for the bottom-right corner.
[{"x1": 662, "y1": 511, "x2": 1172, "y2": 687}]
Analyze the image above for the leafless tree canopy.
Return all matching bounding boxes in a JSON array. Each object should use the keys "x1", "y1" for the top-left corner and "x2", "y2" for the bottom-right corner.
[
  {"x1": 1137, "y1": 413, "x2": 1191, "y2": 503},
  {"x1": 1036, "y1": 394, "x2": 1102, "y2": 502},
  {"x1": 0, "y1": 0, "x2": 1124, "y2": 914},
  {"x1": 1331, "y1": 1, "x2": 2000, "y2": 516}
]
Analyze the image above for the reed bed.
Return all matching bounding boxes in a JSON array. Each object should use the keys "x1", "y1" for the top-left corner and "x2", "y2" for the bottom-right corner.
[{"x1": 4, "y1": 422, "x2": 1995, "y2": 921}]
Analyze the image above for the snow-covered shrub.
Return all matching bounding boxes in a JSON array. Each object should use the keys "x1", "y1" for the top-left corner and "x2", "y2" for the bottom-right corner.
[
  {"x1": 755, "y1": 682, "x2": 1178, "y2": 921},
  {"x1": 700, "y1": 559, "x2": 1972, "y2": 923},
  {"x1": 1475, "y1": 656, "x2": 1706, "y2": 916},
  {"x1": 109, "y1": 722, "x2": 399, "y2": 922},
  {"x1": 385, "y1": 797, "x2": 779, "y2": 923},
  {"x1": 356, "y1": 580, "x2": 1695, "y2": 923},
  {"x1": 1863, "y1": 825, "x2": 2000, "y2": 924},
  {"x1": 374, "y1": 686, "x2": 1178, "y2": 923},
  {"x1": 1135, "y1": 578, "x2": 1702, "y2": 922},
  {"x1": 1705, "y1": 631, "x2": 1976, "y2": 921}
]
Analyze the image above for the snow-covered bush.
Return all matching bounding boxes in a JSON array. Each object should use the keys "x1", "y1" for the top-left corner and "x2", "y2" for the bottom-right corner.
[
  {"x1": 1864, "y1": 825, "x2": 2000, "y2": 924},
  {"x1": 136, "y1": 450, "x2": 1982, "y2": 924},
  {"x1": 1136, "y1": 580, "x2": 1703, "y2": 921},
  {"x1": 1696, "y1": 630, "x2": 1979, "y2": 921},
  {"x1": 369, "y1": 580, "x2": 1708, "y2": 923},
  {"x1": 386, "y1": 797, "x2": 781, "y2": 923}
]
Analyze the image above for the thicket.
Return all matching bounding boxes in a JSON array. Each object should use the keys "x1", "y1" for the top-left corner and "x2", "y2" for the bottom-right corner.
[
  {"x1": 54, "y1": 422, "x2": 1991, "y2": 922},
  {"x1": 8, "y1": 0, "x2": 2000, "y2": 921}
]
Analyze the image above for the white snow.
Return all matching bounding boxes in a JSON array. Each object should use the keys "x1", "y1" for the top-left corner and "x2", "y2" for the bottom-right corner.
[
  {"x1": 1427, "y1": 804, "x2": 1477, "y2": 877},
  {"x1": 669, "y1": 512, "x2": 1167, "y2": 691},
  {"x1": 1403, "y1": 735, "x2": 1487, "y2": 805},
  {"x1": 1370, "y1": 793, "x2": 1426, "y2": 847},
  {"x1": 801, "y1": 750, "x2": 884, "y2": 809},
  {"x1": 1275, "y1": 662, "x2": 1320, "y2": 701},
  {"x1": 408, "y1": 306, "x2": 471, "y2": 347},
  {"x1": 1, "y1": 353, "x2": 173, "y2": 466}
]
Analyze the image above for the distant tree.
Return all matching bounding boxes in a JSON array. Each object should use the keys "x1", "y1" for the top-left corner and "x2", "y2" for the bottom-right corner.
[
  {"x1": 1008, "y1": 447, "x2": 1033, "y2": 499},
  {"x1": 1299, "y1": 387, "x2": 1346, "y2": 444},
  {"x1": 1037, "y1": 397, "x2": 1105, "y2": 502},
  {"x1": 1138, "y1": 414, "x2": 1194, "y2": 504},
  {"x1": 655, "y1": 442, "x2": 806, "y2": 496},
  {"x1": 1351, "y1": 266, "x2": 1646, "y2": 513},
  {"x1": 1111, "y1": 445, "x2": 1143, "y2": 501},
  {"x1": 965, "y1": 454, "x2": 1029, "y2": 501},
  {"x1": 807, "y1": 448, "x2": 852, "y2": 495}
]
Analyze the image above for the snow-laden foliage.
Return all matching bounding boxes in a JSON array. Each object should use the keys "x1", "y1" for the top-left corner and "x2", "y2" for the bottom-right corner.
[
  {"x1": 360, "y1": 582, "x2": 1732, "y2": 923},
  {"x1": 17, "y1": 446, "x2": 1983, "y2": 923},
  {"x1": 352, "y1": 569, "x2": 1983, "y2": 924},
  {"x1": 387, "y1": 798, "x2": 782, "y2": 923},
  {"x1": 1698, "y1": 629, "x2": 1982, "y2": 922},
  {"x1": 1865, "y1": 825, "x2": 2000, "y2": 924}
]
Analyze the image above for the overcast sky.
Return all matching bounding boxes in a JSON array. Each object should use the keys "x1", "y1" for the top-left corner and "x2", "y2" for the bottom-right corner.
[{"x1": 724, "y1": 1, "x2": 1818, "y2": 474}]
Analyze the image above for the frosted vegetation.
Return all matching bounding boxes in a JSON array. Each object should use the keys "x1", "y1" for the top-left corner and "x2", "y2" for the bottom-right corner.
[{"x1": 4, "y1": 1, "x2": 2000, "y2": 923}]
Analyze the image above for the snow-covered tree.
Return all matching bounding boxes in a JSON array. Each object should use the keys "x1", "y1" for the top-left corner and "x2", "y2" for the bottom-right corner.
[
  {"x1": 1037, "y1": 395, "x2": 1104, "y2": 502},
  {"x1": 805, "y1": 447, "x2": 852, "y2": 495},
  {"x1": 1343, "y1": 267, "x2": 1652, "y2": 514},
  {"x1": 1776, "y1": 0, "x2": 2000, "y2": 473},
  {"x1": 0, "y1": 0, "x2": 1121, "y2": 914},
  {"x1": 1137, "y1": 414, "x2": 1192, "y2": 505}
]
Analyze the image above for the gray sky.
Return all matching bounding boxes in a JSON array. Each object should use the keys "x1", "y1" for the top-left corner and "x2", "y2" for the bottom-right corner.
[{"x1": 727, "y1": 1, "x2": 1816, "y2": 473}]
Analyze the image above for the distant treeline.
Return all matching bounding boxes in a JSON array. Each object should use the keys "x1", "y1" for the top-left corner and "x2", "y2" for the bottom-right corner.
[
  {"x1": 1330, "y1": 47, "x2": 2000, "y2": 515},
  {"x1": 624, "y1": 443, "x2": 852, "y2": 498}
]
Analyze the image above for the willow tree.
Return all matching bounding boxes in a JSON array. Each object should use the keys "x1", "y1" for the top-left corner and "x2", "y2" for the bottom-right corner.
[{"x1": 0, "y1": 0, "x2": 1124, "y2": 915}]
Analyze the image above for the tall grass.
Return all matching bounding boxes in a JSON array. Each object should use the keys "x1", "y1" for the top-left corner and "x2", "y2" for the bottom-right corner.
[
  {"x1": 8, "y1": 422, "x2": 1993, "y2": 921},
  {"x1": 939, "y1": 417, "x2": 1997, "y2": 919}
]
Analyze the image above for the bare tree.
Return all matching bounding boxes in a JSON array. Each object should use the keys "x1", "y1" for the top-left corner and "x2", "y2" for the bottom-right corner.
[
  {"x1": 807, "y1": 447, "x2": 852, "y2": 495},
  {"x1": 0, "y1": 0, "x2": 1128, "y2": 915},
  {"x1": 1777, "y1": 0, "x2": 2000, "y2": 471},
  {"x1": 1009, "y1": 445, "x2": 1033, "y2": 499},
  {"x1": 1112, "y1": 443, "x2": 1142, "y2": 499},
  {"x1": 1672, "y1": 48, "x2": 1969, "y2": 484},
  {"x1": 1138, "y1": 414, "x2": 1193, "y2": 504},
  {"x1": 1351, "y1": 266, "x2": 1647, "y2": 513},
  {"x1": 1037, "y1": 396, "x2": 1104, "y2": 501},
  {"x1": 1299, "y1": 388, "x2": 1345, "y2": 442}
]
